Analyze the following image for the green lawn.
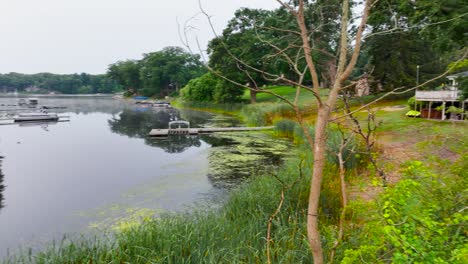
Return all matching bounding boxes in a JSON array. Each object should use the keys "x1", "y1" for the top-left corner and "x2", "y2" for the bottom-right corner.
[{"x1": 241, "y1": 85, "x2": 329, "y2": 103}]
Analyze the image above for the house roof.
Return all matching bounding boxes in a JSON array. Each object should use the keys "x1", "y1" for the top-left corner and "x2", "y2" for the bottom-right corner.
[{"x1": 447, "y1": 71, "x2": 468, "y2": 79}]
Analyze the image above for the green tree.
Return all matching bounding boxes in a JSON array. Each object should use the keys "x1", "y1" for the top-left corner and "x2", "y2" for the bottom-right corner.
[
  {"x1": 107, "y1": 60, "x2": 142, "y2": 94},
  {"x1": 207, "y1": 3, "x2": 345, "y2": 103},
  {"x1": 139, "y1": 47, "x2": 205, "y2": 97},
  {"x1": 363, "y1": 32, "x2": 444, "y2": 91}
]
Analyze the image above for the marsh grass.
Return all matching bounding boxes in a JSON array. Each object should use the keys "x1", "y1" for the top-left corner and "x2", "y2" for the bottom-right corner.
[
  {"x1": 173, "y1": 100, "x2": 245, "y2": 116},
  {"x1": 274, "y1": 119, "x2": 296, "y2": 138},
  {"x1": 241, "y1": 103, "x2": 297, "y2": 126}
]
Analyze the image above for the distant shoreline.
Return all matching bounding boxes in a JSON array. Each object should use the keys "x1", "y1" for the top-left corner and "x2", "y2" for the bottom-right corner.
[{"x1": 0, "y1": 93, "x2": 115, "y2": 98}]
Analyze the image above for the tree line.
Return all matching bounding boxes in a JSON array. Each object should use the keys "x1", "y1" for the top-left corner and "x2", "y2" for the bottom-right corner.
[{"x1": 0, "y1": 72, "x2": 121, "y2": 94}]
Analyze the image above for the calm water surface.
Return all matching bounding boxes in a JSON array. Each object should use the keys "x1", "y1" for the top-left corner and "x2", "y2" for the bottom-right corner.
[{"x1": 0, "y1": 96, "x2": 289, "y2": 258}]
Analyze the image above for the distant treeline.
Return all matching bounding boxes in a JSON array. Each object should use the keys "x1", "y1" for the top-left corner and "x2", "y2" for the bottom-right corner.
[{"x1": 0, "y1": 72, "x2": 122, "y2": 94}]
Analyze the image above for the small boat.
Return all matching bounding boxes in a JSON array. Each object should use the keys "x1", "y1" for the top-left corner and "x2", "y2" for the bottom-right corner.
[
  {"x1": 135, "y1": 100, "x2": 153, "y2": 106},
  {"x1": 18, "y1": 98, "x2": 39, "y2": 106},
  {"x1": 153, "y1": 101, "x2": 172, "y2": 108},
  {"x1": 133, "y1": 96, "x2": 149, "y2": 100},
  {"x1": 28, "y1": 98, "x2": 39, "y2": 105},
  {"x1": 18, "y1": 99, "x2": 27, "y2": 105},
  {"x1": 14, "y1": 113, "x2": 59, "y2": 122}
]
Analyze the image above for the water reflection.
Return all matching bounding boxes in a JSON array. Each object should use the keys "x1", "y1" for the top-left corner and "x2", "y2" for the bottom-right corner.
[
  {"x1": 108, "y1": 108, "x2": 178, "y2": 138},
  {"x1": 0, "y1": 156, "x2": 4, "y2": 211},
  {"x1": 108, "y1": 108, "x2": 235, "y2": 153},
  {"x1": 0, "y1": 95, "x2": 127, "y2": 115},
  {"x1": 108, "y1": 108, "x2": 206, "y2": 153},
  {"x1": 108, "y1": 108, "x2": 290, "y2": 185},
  {"x1": 17, "y1": 121, "x2": 58, "y2": 132}
]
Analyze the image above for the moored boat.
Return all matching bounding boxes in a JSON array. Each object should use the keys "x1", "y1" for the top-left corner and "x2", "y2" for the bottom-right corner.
[
  {"x1": 14, "y1": 113, "x2": 59, "y2": 122},
  {"x1": 153, "y1": 101, "x2": 171, "y2": 108}
]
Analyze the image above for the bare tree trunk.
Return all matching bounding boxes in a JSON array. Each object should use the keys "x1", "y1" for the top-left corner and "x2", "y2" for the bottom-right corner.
[
  {"x1": 330, "y1": 131, "x2": 350, "y2": 262},
  {"x1": 307, "y1": 106, "x2": 329, "y2": 263},
  {"x1": 250, "y1": 89, "x2": 257, "y2": 104}
]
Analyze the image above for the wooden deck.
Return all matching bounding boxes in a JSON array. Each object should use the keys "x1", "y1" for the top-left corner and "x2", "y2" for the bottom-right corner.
[{"x1": 148, "y1": 126, "x2": 274, "y2": 137}]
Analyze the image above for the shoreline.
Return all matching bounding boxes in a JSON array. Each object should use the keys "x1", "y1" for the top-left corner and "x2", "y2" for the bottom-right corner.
[{"x1": 0, "y1": 93, "x2": 115, "y2": 98}]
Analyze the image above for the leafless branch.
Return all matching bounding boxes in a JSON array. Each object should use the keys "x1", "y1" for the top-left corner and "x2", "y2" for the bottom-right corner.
[
  {"x1": 364, "y1": 12, "x2": 468, "y2": 39},
  {"x1": 339, "y1": 0, "x2": 372, "y2": 83},
  {"x1": 275, "y1": 0, "x2": 296, "y2": 14}
]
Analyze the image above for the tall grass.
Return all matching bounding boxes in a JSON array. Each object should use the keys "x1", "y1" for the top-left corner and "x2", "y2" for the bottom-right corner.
[
  {"x1": 241, "y1": 103, "x2": 295, "y2": 126},
  {"x1": 274, "y1": 119, "x2": 296, "y2": 138},
  {"x1": 173, "y1": 100, "x2": 245, "y2": 116}
]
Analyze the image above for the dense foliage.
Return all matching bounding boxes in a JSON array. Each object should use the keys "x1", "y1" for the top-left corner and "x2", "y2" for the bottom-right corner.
[
  {"x1": 107, "y1": 47, "x2": 205, "y2": 97},
  {"x1": 183, "y1": 2, "x2": 345, "y2": 103},
  {"x1": 343, "y1": 160, "x2": 467, "y2": 263},
  {"x1": 363, "y1": 0, "x2": 467, "y2": 91},
  {"x1": 0, "y1": 72, "x2": 121, "y2": 94}
]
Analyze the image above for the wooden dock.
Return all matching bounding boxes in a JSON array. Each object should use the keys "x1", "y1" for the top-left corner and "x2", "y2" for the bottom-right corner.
[{"x1": 148, "y1": 126, "x2": 274, "y2": 137}]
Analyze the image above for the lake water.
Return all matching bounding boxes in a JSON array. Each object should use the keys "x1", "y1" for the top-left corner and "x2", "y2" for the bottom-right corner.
[{"x1": 0, "y1": 96, "x2": 289, "y2": 258}]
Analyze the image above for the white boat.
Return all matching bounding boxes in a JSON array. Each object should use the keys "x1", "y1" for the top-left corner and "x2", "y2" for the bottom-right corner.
[
  {"x1": 153, "y1": 101, "x2": 172, "y2": 108},
  {"x1": 14, "y1": 113, "x2": 59, "y2": 122},
  {"x1": 28, "y1": 98, "x2": 39, "y2": 105}
]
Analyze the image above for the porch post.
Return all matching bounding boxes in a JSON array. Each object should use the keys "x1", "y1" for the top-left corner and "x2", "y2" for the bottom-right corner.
[
  {"x1": 428, "y1": 101, "x2": 432, "y2": 119},
  {"x1": 441, "y1": 101, "x2": 446, "y2": 120},
  {"x1": 462, "y1": 101, "x2": 466, "y2": 120}
]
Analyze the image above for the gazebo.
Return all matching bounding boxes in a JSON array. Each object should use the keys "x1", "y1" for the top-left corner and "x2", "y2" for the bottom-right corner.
[{"x1": 415, "y1": 71, "x2": 467, "y2": 120}]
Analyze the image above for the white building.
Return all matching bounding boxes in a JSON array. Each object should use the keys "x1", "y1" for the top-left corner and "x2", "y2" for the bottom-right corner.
[{"x1": 415, "y1": 71, "x2": 467, "y2": 120}]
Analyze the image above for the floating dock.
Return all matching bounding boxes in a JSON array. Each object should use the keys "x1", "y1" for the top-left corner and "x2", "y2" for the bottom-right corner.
[{"x1": 148, "y1": 126, "x2": 274, "y2": 137}]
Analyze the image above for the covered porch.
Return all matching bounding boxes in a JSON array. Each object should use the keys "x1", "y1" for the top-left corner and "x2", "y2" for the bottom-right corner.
[{"x1": 415, "y1": 90, "x2": 466, "y2": 120}]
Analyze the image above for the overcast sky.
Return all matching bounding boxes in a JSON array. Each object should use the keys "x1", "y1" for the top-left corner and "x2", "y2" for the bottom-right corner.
[{"x1": 0, "y1": 0, "x2": 278, "y2": 74}]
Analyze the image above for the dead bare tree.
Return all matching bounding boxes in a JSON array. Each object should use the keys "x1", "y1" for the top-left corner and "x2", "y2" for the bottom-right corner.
[
  {"x1": 328, "y1": 124, "x2": 355, "y2": 263},
  {"x1": 342, "y1": 95, "x2": 386, "y2": 183},
  {"x1": 286, "y1": 1, "x2": 373, "y2": 262}
]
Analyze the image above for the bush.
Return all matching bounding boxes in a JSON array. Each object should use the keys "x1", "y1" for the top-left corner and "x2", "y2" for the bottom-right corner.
[
  {"x1": 343, "y1": 160, "x2": 468, "y2": 263},
  {"x1": 405, "y1": 110, "x2": 421, "y2": 117},
  {"x1": 407, "y1": 96, "x2": 425, "y2": 110},
  {"x1": 180, "y1": 72, "x2": 218, "y2": 102}
]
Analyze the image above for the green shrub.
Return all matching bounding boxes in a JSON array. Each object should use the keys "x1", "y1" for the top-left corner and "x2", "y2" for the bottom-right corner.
[
  {"x1": 343, "y1": 160, "x2": 468, "y2": 263},
  {"x1": 405, "y1": 110, "x2": 421, "y2": 117},
  {"x1": 447, "y1": 106, "x2": 463, "y2": 114},
  {"x1": 407, "y1": 96, "x2": 426, "y2": 110},
  {"x1": 180, "y1": 72, "x2": 218, "y2": 102}
]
